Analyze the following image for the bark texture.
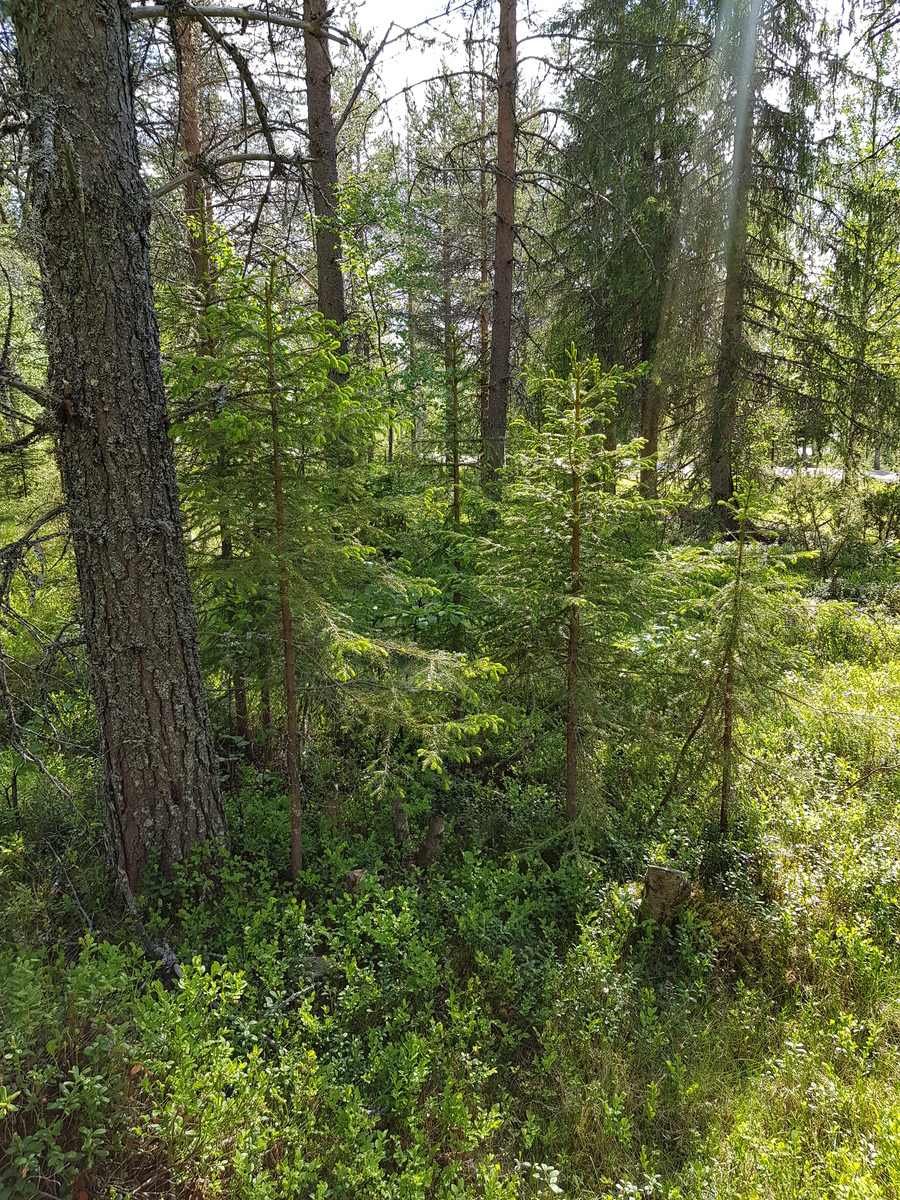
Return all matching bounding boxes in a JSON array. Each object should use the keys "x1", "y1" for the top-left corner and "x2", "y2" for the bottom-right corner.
[
  {"x1": 10, "y1": 0, "x2": 226, "y2": 892},
  {"x1": 485, "y1": 0, "x2": 517, "y2": 489},
  {"x1": 303, "y1": 0, "x2": 347, "y2": 342}
]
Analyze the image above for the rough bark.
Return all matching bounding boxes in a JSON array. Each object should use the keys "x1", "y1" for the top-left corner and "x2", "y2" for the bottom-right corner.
[
  {"x1": 303, "y1": 0, "x2": 347, "y2": 343},
  {"x1": 9, "y1": 0, "x2": 226, "y2": 892},
  {"x1": 485, "y1": 0, "x2": 517, "y2": 491}
]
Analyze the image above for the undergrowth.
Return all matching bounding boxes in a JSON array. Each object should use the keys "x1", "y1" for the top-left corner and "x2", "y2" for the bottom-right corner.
[{"x1": 3, "y1": 597, "x2": 900, "y2": 1198}]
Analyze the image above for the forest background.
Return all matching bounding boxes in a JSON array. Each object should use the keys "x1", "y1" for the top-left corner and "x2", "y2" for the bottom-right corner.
[{"x1": 3, "y1": 0, "x2": 900, "y2": 1197}]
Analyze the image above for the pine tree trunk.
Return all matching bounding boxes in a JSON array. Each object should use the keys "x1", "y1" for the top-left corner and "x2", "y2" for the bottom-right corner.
[
  {"x1": 304, "y1": 0, "x2": 347, "y2": 341},
  {"x1": 486, "y1": 0, "x2": 517, "y2": 491},
  {"x1": 9, "y1": 0, "x2": 226, "y2": 893}
]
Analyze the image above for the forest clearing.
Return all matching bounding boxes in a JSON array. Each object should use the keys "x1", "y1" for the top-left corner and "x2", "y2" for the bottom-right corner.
[{"x1": 3, "y1": 0, "x2": 900, "y2": 1197}]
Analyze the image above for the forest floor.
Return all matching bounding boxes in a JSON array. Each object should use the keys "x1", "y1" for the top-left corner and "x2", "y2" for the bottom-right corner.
[{"x1": 2, "y1": 501, "x2": 900, "y2": 1198}]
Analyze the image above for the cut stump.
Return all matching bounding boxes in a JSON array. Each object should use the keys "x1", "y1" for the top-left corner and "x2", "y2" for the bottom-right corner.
[{"x1": 640, "y1": 865, "x2": 691, "y2": 924}]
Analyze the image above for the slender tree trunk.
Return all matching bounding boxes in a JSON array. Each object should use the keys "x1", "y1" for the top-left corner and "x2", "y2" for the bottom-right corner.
[
  {"x1": 172, "y1": 17, "x2": 207, "y2": 288},
  {"x1": 639, "y1": 378, "x2": 661, "y2": 499},
  {"x1": 303, "y1": 0, "x2": 346, "y2": 342},
  {"x1": 443, "y1": 173, "x2": 453, "y2": 424},
  {"x1": 639, "y1": 323, "x2": 661, "y2": 499},
  {"x1": 845, "y1": 199, "x2": 875, "y2": 483},
  {"x1": 261, "y1": 682, "x2": 273, "y2": 769},
  {"x1": 638, "y1": 42, "x2": 663, "y2": 503},
  {"x1": 408, "y1": 289, "x2": 421, "y2": 449},
  {"x1": 442, "y1": 187, "x2": 459, "y2": 522},
  {"x1": 172, "y1": 25, "x2": 254, "y2": 764},
  {"x1": 566, "y1": 362, "x2": 582, "y2": 821},
  {"x1": 720, "y1": 501, "x2": 747, "y2": 832},
  {"x1": 486, "y1": 0, "x2": 517, "y2": 491},
  {"x1": 479, "y1": 74, "x2": 491, "y2": 478},
  {"x1": 10, "y1": 0, "x2": 226, "y2": 893},
  {"x1": 450, "y1": 333, "x2": 461, "y2": 531},
  {"x1": 265, "y1": 279, "x2": 303, "y2": 880},
  {"x1": 710, "y1": 2, "x2": 760, "y2": 519}
]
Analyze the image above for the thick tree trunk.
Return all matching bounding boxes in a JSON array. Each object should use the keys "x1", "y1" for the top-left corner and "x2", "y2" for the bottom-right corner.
[
  {"x1": 10, "y1": 0, "x2": 226, "y2": 893},
  {"x1": 485, "y1": 0, "x2": 517, "y2": 491},
  {"x1": 710, "y1": 4, "x2": 760, "y2": 519},
  {"x1": 303, "y1": 0, "x2": 347, "y2": 343}
]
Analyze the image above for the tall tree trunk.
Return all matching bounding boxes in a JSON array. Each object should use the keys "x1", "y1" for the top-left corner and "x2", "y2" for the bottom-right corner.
[
  {"x1": 408, "y1": 288, "x2": 421, "y2": 448},
  {"x1": 172, "y1": 16, "x2": 208, "y2": 291},
  {"x1": 442, "y1": 183, "x2": 457, "y2": 517},
  {"x1": 479, "y1": 73, "x2": 491, "y2": 477},
  {"x1": 638, "y1": 28, "x2": 663, "y2": 503},
  {"x1": 639, "y1": 377, "x2": 662, "y2": 499},
  {"x1": 719, "y1": 499, "x2": 747, "y2": 832},
  {"x1": 565, "y1": 360, "x2": 583, "y2": 822},
  {"x1": 172, "y1": 19, "x2": 252, "y2": 761},
  {"x1": 844, "y1": 197, "x2": 875, "y2": 483},
  {"x1": 710, "y1": 1, "x2": 760, "y2": 519},
  {"x1": 303, "y1": 0, "x2": 347, "y2": 343},
  {"x1": 265, "y1": 279, "x2": 303, "y2": 880},
  {"x1": 450, "y1": 333, "x2": 461, "y2": 531},
  {"x1": 9, "y1": 0, "x2": 226, "y2": 894},
  {"x1": 485, "y1": 0, "x2": 517, "y2": 491}
]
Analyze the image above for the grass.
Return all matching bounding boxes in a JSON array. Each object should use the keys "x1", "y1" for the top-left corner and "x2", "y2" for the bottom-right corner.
[{"x1": 3, "y1": 596, "x2": 900, "y2": 1197}]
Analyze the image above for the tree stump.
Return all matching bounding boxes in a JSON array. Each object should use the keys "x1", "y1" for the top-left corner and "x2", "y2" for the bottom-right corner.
[
  {"x1": 640, "y1": 865, "x2": 691, "y2": 924},
  {"x1": 344, "y1": 868, "x2": 367, "y2": 893}
]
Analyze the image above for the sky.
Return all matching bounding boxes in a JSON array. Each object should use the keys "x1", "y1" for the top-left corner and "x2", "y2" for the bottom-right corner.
[{"x1": 345, "y1": 0, "x2": 566, "y2": 118}]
